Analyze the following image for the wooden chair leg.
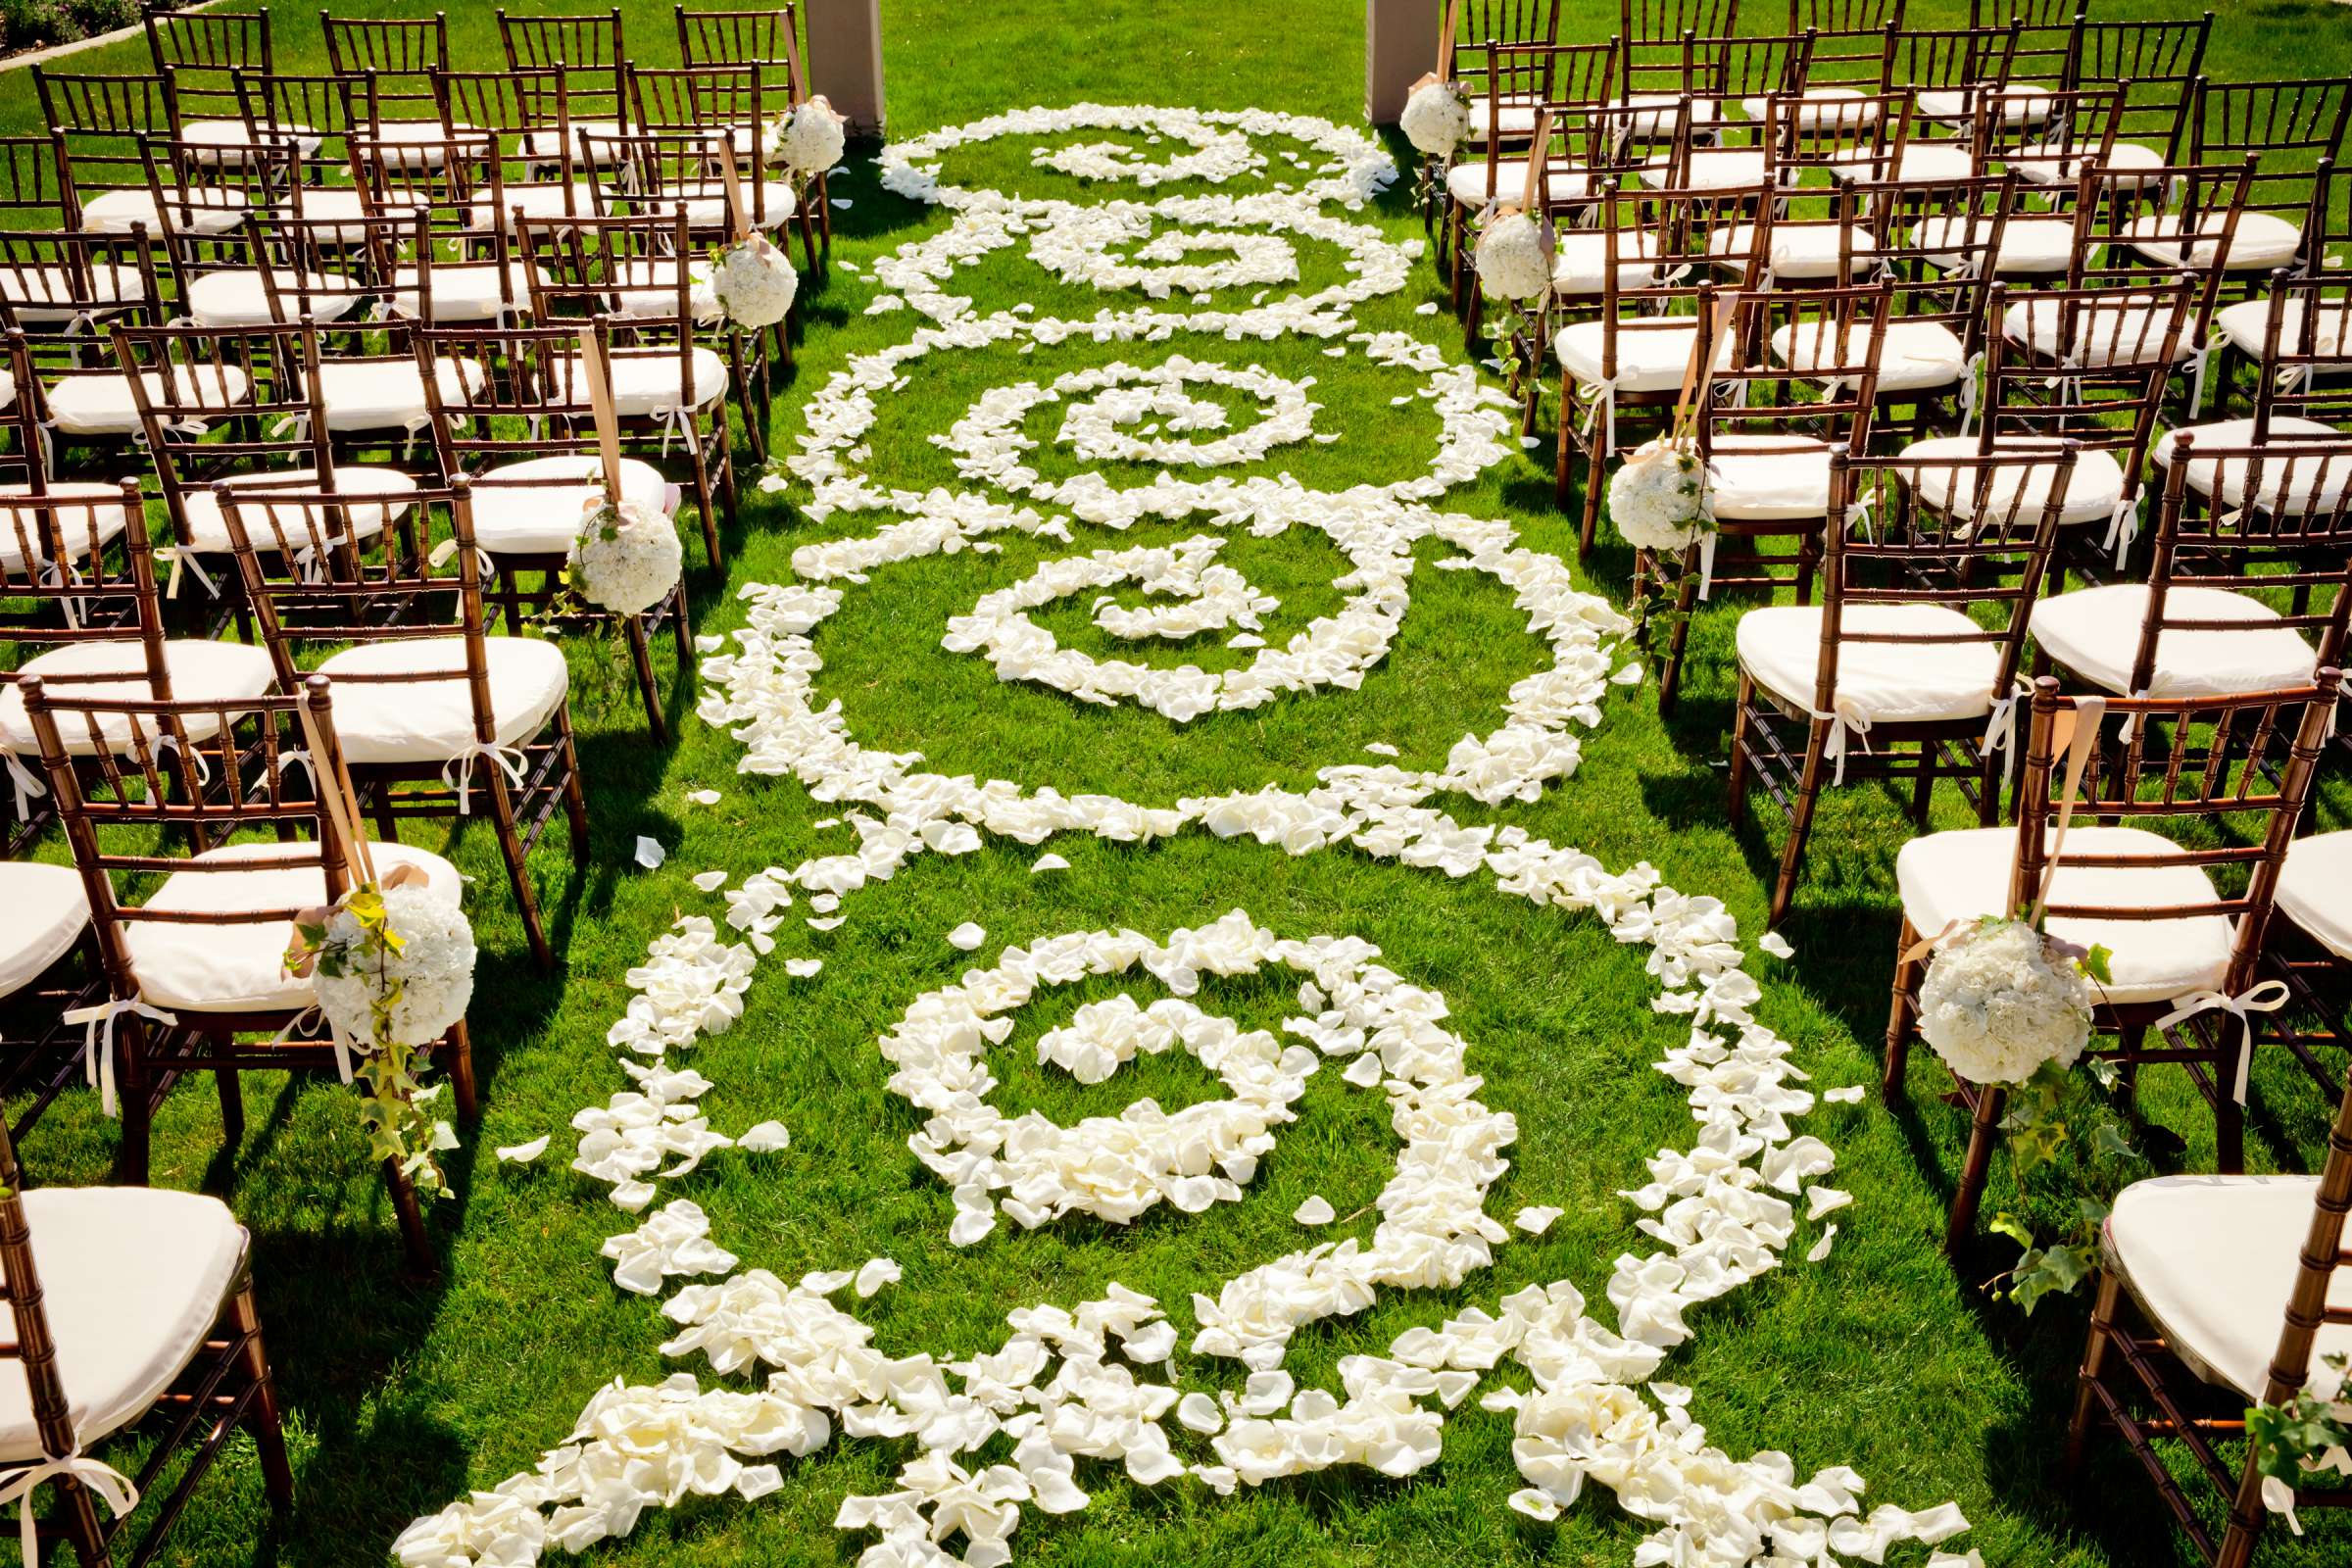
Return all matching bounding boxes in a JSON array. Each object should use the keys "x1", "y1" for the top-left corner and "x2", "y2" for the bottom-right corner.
[
  {"x1": 1555, "y1": 370, "x2": 1576, "y2": 514},
  {"x1": 2217, "y1": 1449, "x2": 2275, "y2": 1568},
  {"x1": 1726, "y1": 671, "x2": 1755, "y2": 828},
  {"x1": 116, "y1": 1030, "x2": 153, "y2": 1187},
  {"x1": 557, "y1": 706, "x2": 591, "y2": 868},
  {"x1": 1768, "y1": 721, "x2": 1831, "y2": 929},
  {"x1": 2217, "y1": 1082, "x2": 2246, "y2": 1174},
  {"x1": 1909, "y1": 739, "x2": 1934, "y2": 828},
  {"x1": 481, "y1": 767, "x2": 553, "y2": 973},
  {"x1": 2064, "y1": 1268, "x2": 2122, "y2": 1484},
  {"x1": 216, "y1": 1064, "x2": 245, "y2": 1149},
  {"x1": 1945, "y1": 1079, "x2": 2007, "y2": 1253},
  {"x1": 382, "y1": 1156, "x2": 434, "y2": 1280},
  {"x1": 443, "y1": 1018, "x2": 478, "y2": 1125},
  {"x1": 1656, "y1": 543, "x2": 1703, "y2": 718},
  {"x1": 1577, "y1": 401, "x2": 1604, "y2": 558},
  {"x1": 228, "y1": 1279, "x2": 296, "y2": 1510},
  {"x1": 1885, "y1": 916, "x2": 1920, "y2": 1102},
  {"x1": 624, "y1": 613, "x2": 667, "y2": 745},
  {"x1": 55, "y1": 1473, "x2": 109, "y2": 1565}
]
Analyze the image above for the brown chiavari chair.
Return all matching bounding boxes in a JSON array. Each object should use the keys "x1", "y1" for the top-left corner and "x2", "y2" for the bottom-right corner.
[
  {"x1": 1788, "y1": 0, "x2": 1899, "y2": 29},
  {"x1": 27, "y1": 671, "x2": 472, "y2": 1272},
  {"x1": 2211, "y1": 172, "x2": 2343, "y2": 416},
  {"x1": 2172, "y1": 270, "x2": 2352, "y2": 512},
  {"x1": 222, "y1": 479, "x2": 586, "y2": 974},
  {"x1": 626, "y1": 61, "x2": 818, "y2": 272},
  {"x1": 414, "y1": 317, "x2": 692, "y2": 740},
  {"x1": 668, "y1": 7, "x2": 833, "y2": 257},
  {"x1": 228, "y1": 69, "x2": 367, "y2": 238},
  {"x1": 0, "y1": 841, "x2": 98, "y2": 1145},
  {"x1": 1969, "y1": 0, "x2": 2079, "y2": 27},
  {"x1": 1904, "y1": 280, "x2": 2185, "y2": 579},
  {"x1": 1446, "y1": 42, "x2": 1614, "y2": 318},
  {"x1": 0, "y1": 1087, "x2": 292, "y2": 1557},
  {"x1": 2170, "y1": 79, "x2": 2352, "y2": 292},
  {"x1": 580, "y1": 125, "x2": 797, "y2": 237},
  {"x1": 1638, "y1": 31, "x2": 1818, "y2": 192},
  {"x1": 1620, "y1": 0, "x2": 1735, "y2": 44},
  {"x1": 1897, "y1": 21, "x2": 2022, "y2": 128},
  {"x1": 496, "y1": 8, "x2": 631, "y2": 159},
  {"x1": 136, "y1": 146, "x2": 378, "y2": 335},
  {"x1": 344, "y1": 138, "x2": 539, "y2": 327},
  {"x1": 1452, "y1": 0, "x2": 1561, "y2": 141},
  {"x1": 2066, "y1": 1054, "x2": 2352, "y2": 1568},
  {"x1": 0, "y1": 134, "x2": 74, "y2": 230},
  {"x1": 143, "y1": 6, "x2": 290, "y2": 171},
  {"x1": 1887, "y1": 673, "x2": 2338, "y2": 1249},
  {"x1": 0, "y1": 225, "x2": 160, "y2": 380},
  {"x1": 1732, "y1": 444, "x2": 2073, "y2": 926},
  {"x1": 2010, "y1": 15, "x2": 2211, "y2": 197},
  {"x1": 1554, "y1": 178, "x2": 1766, "y2": 548},
  {"x1": 1965, "y1": 86, "x2": 2121, "y2": 271},
  {"x1": 424, "y1": 71, "x2": 595, "y2": 238},
  {"x1": 1651, "y1": 279, "x2": 1890, "y2": 713},
  {"x1": 32, "y1": 71, "x2": 234, "y2": 244},
  {"x1": 322, "y1": 13, "x2": 463, "y2": 173}
]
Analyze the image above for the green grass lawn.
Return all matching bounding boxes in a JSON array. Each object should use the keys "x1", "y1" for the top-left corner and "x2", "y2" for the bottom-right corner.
[{"x1": 10, "y1": 1, "x2": 2352, "y2": 1564}]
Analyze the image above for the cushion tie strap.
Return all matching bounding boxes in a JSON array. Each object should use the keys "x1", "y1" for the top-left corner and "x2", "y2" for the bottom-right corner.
[
  {"x1": 2156, "y1": 980, "x2": 2291, "y2": 1103},
  {"x1": 1808, "y1": 699, "x2": 1874, "y2": 786},
  {"x1": 0, "y1": 1449, "x2": 139, "y2": 1563},
  {"x1": 59, "y1": 997, "x2": 176, "y2": 1118},
  {"x1": 440, "y1": 742, "x2": 528, "y2": 817},
  {"x1": 4, "y1": 751, "x2": 47, "y2": 819},
  {"x1": 271, "y1": 1004, "x2": 357, "y2": 1084},
  {"x1": 2103, "y1": 494, "x2": 2140, "y2": 568}
]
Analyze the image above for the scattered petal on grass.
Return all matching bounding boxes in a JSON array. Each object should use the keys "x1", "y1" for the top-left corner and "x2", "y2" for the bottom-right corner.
[
  {"x1": 1823, "y1": 1085, "x2": 1866, "y2": 1104},
  {"x1": 737, "y1": 1121, "x2": 790, "y2": 1152},
  {"x1": 693, "y1": 634, "x2": 723, "y2": 654},
  {"x1": 1758, "y1": 931, "x2": 1795, "y2": 958},
  {"x1": 634, "y1": 837, "x2": 665, "y2": 869},
  {"x1": 1414, "y1": 301, "x2": 1439, "y2": 315},
  {"x1": 1508, "y1": 1489, "x2": 1563, "y2": 1521},
  {"x1": 807, "y1": 916, "x2": 845, "y2": 931},
  {"x1": 495, "y1": 1136, "x2": 550, "y2": 1163},
  {"x1": 810, "y1": 893, "x2": 841, "y2": 913},
  {"x1": 1807, "y1": 1187, "x2": 1854, "y2": 1220},
  {"x1": 1364, "y1": 742, "x2": 1399, "y2": 757},
  {"x1": 1293, "y1": 1196, "x2": 1335, "y2": 1225},
  {"x1": 785, "y1": 958, "x2": 823, "y2": 978},
  {"x1": 831, "y1": 197, "x2": 852, "y2": 209},
  {"x1": 684, "y1": 789, "x2": 722, "y2": 807},
  {"x1": 1514, "y1": 1205, "x2": 1563, "y2": 1235},
  {"x1": 1342, "y1": 1053, "x2": 1384, "y2": 1087},
  {"x1": 690, "y1": 870, "x2": 729, "y2": 893},
  {"x1": 1031, "y1": 853, "x2": 1070, "y2": 873},
  {"x1": 1612, "y1": 662, "x2": 1644, "y2": 685},
  {"x1": 1177, "y1": 1392, "x2": 1224, "y2": 1434},
  {"x1": 811, "y1": 817, "x2": 840, "y2": 830},
  {"x1": 1807, "y1": 1224, "x2": 1839, "y2": 1262},
  {"x1": 948, "y1": 921, "x2": 987, "y2": 951},
  {"x1": 854, "y1": 1257, "x2": 901, "y2": 1298}
]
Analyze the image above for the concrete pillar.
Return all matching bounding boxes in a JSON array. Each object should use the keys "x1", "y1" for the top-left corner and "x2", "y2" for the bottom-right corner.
[
  {"x1": 804, "y1": 0, "x2": 887, "y2": 137},
  {"x1": 1366, "y1": 0, "x2": 1442, "y2": 126}
]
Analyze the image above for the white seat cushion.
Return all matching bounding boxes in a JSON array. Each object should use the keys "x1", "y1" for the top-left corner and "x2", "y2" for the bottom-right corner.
[
  {"x1": 1900, "y1": 435, "x2": 2128, "y2": 527},
  {"x1": 316, "y1": 636, "x2": 569, "y2": 766},
  {"x1": 1639, "y1": 147, "x2": 1768, "y2": 190},
  {"x1": 0, "y1": 482, "x2": 138, "y2": 572},
  {"x1": 1554, "y1": 318, "x2": 1729, "y2": 392},
  {"x1": 80, "y1": 186, "x2": 246, "y2": 237},
  {"x1": 2278, "y1": 831, "x2": 2352, "y2": 962},
  {"x1": 185, "y1": 270, "x2": 362, "y2": 328},
  {"x1": 124, "y1": 839, "x2": 461, "y2": 1013},
  {"x1": 1771, "y1": 318, "x2": 1969, "y2": 394},
  {"x1": 1896, "y1": 823, "x2": 2232, "y2": 1005},
  {"x1": 45, "y1": 365, "x2": 252, "y2": 437},
  {"x1": 2002, "y1": 296, "x2": 2187, "y2": 368},
  {"x1": 1708, "y1": 434, "x2": 1834, "y2": 520},
  {"x1": 390, "y1": 261, "x2": 544, "y2": 322},
  {"x1": 2006, "y1": 137, "x2": 2164, "y2": 186},
  {"x1": 1465, "y1": 98, "x2": 1542, "y2": 139},
  {"x1": 520, "y1": 122, "x2": 625, "y2": 165},
  {"x1": 1618, "y1": 93, "x2": 1722, "y2": 140},
  {"x1": 316, "y1": 358, "x2": 488, "y2": 434},
  {"x1": 0, "y1": 1187, "x2": 245, "y2": 1459},
  {"x1": 1548, "y1": 230, "x2": 1662, "y2": 295},
  {"x1": 2107, "y1": 1174, "x2": 2352, "y2": 1399},
  {"x1": 177, "y1": 466, "x2": 418, "y2": 557},
  {"x1": 604, "y1": 259, "x2": 721, "y2": 322},
  {"x1": 2030, "y1": 582, "x2": 2316, "y2": 700},
  {"x1": 0, "y1": 639, "x2": 277, "y2": 758},
  {"x1": 1917, "y1": 83, "x2": 2059, "y2": 123},
  {"x1": 0, "y1": 264, "x2": 145, "y2": 324},
  {"x1": 277, "y1": 186, "x2": 423, "y2": 246},
  {"x1": 2215, "y1": 297, "x2": 2352, "y2": 359},
  {"x1": 1826, "y1": 142, "x2": 1976, "y2": 185},
  {"x1": 636, "y1": 182, "x2": 798, "y2": 231},
  {"x1": 367, "y1": 121, "x2": 477, "y2": 169},
  {"x1": 1912, "y1": 214, "x2": 2074, "y2": 275},
  {"x1": 468, "y1": 456, "x2": 679, "y2": 555},
  {"x1": 1740, "y1": 87, "x2": 1878, "y2": 131},
  {"x1": 0, "y1": 861, "x2": 89, "y2": 1000},
  {"x1": 462, "y1": 180, "x2": 600, "y2": 234},
  {"x1": 1446, "y1": 161, "x2": 1592, "y2": 207},
  {"x1": 2123, "y1": 211, "x2": 2305, "y2": 272},
  {"x1": 1738, "y1": 603, "x2": 2002, "y2": 724},
  {"x1": 182, "y1": 117, "x2": 321, "y2": 162},
  {"x1": 1714, "y1": 222, "x2": 1877, "y2": 281},
  {"x1": 2153, "y1": 417, "x2": 2351, "y2": 514},
  {"x1": 548, "y1": 348, "x2": 729, "y2": 416}
]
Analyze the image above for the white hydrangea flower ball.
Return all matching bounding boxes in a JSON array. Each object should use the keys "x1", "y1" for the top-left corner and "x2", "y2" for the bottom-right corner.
[
  {"x1": 773, "y1": 97, "x2": 847, "y2": 177},
  {"x1": 1608, "y1": 440, "x2": 1715, "y2": 553},
  {"x1": 1399, "y1": 79, "x2": 1472, "y2": 158},
  {"x1": 1474, "y1": 211, "x2": 1550, "y2": 302},
  {"x1": 1917, "y1": 918, "x2": 2096, "y2": 1086},
  {"x1": 314, "y1": 884, "x2": 476, "y2": 1049},
  {"x1": 571, "y1": 498, "x2": 684, "y2": 616},
  {"x1": 713, "y1": 233, "x2": 798, "y2": 329}
]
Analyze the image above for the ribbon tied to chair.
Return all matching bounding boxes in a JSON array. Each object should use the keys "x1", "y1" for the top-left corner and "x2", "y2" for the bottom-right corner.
[
  {"x1": 0, "y1": 1448, "x2": 139, "y2": 1564},
  {"x1": 1808, "y1": 696, "x2": 1874, "y2": 786},
  {"x1": 270, "y1": 1003, "x2": 359, "y2": 1084},
  {"x1": 439, "y1": 741, "x2": 529, "y2": 816},
  {"x1": 4, "y1": 750, "x2": 46, "y2": 820},
  {"x1": 2102, "y1": 493, "x2": 2140, "y2": 569},
  {"x1": 59, "y1": 997, "x2": 177, "y2": 1118},
  {"x1": 2156, "y1": 979, "x2": 2291, "y2": 1104}
]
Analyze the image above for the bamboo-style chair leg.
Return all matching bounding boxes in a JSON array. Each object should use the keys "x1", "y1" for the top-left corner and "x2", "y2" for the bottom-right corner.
[
  {"x1": 1886, "y1": 919, "x2": 1922, "y2": 1102},
  {"x1": 443, "y1": 1018, "x2": 478, "y2": 1124},
  {"x1": 2064, "y1": 1268, "x2": 2123, "y2": 1483},
  {"x1": 54, "y1": 1473, "x2": 108, "y2": 1565},
  {"x1": 1945, "y1": 1079, "x2": 2007, "y2": 1253},
  {"x1": 228, "y1": 1279, "x2": 296, "y2": 1509},
  {"x1": 624, "y1": 612, "x2": 667, "y2": 745},
  {"x1": 1910, "y1": 739, "x2": 1935, "y2": 828},
  {"x1": 382, "y1": 1155, "x2": 434, "y2": 1280},
  {"x1": 216, "y1": 1063, "x2": 245, "y2": 1148},
  {"x1": 669, "y1": 581, "x2": 694, "y2": 667},
  {"x1": 480, "y1": 764, "x2": 553, "y2": 973},
  {"x1": 2217, "y1": 1450, "x2": 2275, "y2": 1568},
  {"x1": 2217, "y1": 1082, "x2": 2246, "y2": 1175},
  {"x1": 117, "y1": 1027, "x2": 153, "y2": 1187},
  {"x1": 557, "y1": 706, "x2": 592, "y2": 867},
  {"x1": 369, "y1": 779, "x2": 400, "y2": 847},
  {"x1": 1976, "y1": 735, "x2": 2004, "y2": 827},
  {"x1": 1555, "y1": 370, "x2": 1577, "y2": 514},
  {"x1": 1463, "y1": 283, "x2": 1484, "y2": 360},
  {"x1": 1726, "y1": 672, "x2": 1755, "y2": 828},
  {"x1": 1656, "y1": 541, "x2": 1703, "y2": 717},
  {"x1": 1768, "y1": 721, "x2": 1831, "y2": 929}
]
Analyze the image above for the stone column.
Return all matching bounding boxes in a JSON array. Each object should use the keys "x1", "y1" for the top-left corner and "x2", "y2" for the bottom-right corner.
[
  {"x1": 804, "y1": 0, "x2": 888, "y2": 137},
  {"x1": 1365, "y1": 0, "x2": 1440, "y2": 126}
]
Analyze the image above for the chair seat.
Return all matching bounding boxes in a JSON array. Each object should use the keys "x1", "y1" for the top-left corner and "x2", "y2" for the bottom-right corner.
[
  {"x1": 184, "y1": 270, "x2": 362, "y2": 329},
  {"x1": 182, "y1": 117, "x2": 321, "y2": 162},
  {"x1": 278, "y1": 186, "x2": 422, "y2": 246},
  {"x1": 2029, "y1": 582, "x2": 2315, "y2": 700},
  {"x1": 0, "y1": 264, "x2": 145, "y2": 325},
  {"x1": 1465, "y1": 98, "x2": 1542, "y2": 139},
  {"x1": 316, "y1": 635, "x2": 569, "y2": 767},
  {"x1": 2278, "y1": 831, "x2": 2352, "y2": 962},
  {"x1": 315, "y1": 358, "x2": 488, "y2": 434},
  {"x1": 80, "y1": 187, "x2": 246, "y2": 237},
  {"x1": 125, "y1": 839, "x2": 461, "y2": 1013},
  {"x1": 1553, "y1": 318, "x2": 1728, "y2": 392},
  {"x1": 1770, "y1": 318, "x2": 1968, "y2": 394},
  {"x1": 636, "y1": 183, "x2": 798, "y2": 231},
  {"x1": 44, "y1": 366, "x2": 253, "y2": 438},
  {"x1": 2122, "y1": 212, "x2": 2304, "y2": 272},
  {"x1": 390, "y1": 262, "x2": 545, "y2": 322},
  {"x1": 1825, "y1": 142, "x2": 1976, "y2": 185},
  {"x1": 519, "y1": 123, "x2": 626, "y2": 165},
  {"x1": 367, "y1": 121, "x2": 478, "y2": 169},
  {"x1": 1916, "y1": 83, "x2": 2059, "y2": 123},
  {"x1": 547, "y1": 348, "x2": 729, "y2": 416},
  {"x1": 1738, "y1": 603, "x2": 2002, "y2": 725},
  {"x1": 0, "y1": 861, "x2": 89, "y2": 1001},
  {"x1": 1446, "y1": 161, "x2": 1592, "y2": 207},
  {"x1": 2107, "y1": 1174, "x2": 2352, "y2": 1400},
  {"x1": 1638, "y1": 147, "x2": 1768, "y2": 190},
  {"x1": 1619, "y1": 92, "x2": 1722, "y2": 140},
  {"x1": 1896, "y1": 824, "x2": 2232, "y2": 1005},
  {"x1": 0, "y1": 639, "x2": 277, "y2": 758},
  {"x1": 0, "y1": 481, "x2": 139, "y2": 573},
  {"x1": 2214, "y1": 297, "x2": 2351, "y2": 360},
  {"x1": 0, "y1": 1187, "x2": 245, "y2": 1460},
  {"x1": 1548, "y1": 230, "x2": 1662, "y2": 294},
  {"x1": 2006, "y1": 137, "x2": 2163, "y2": 187},
  {"x1": 468, "y1": 456, "x2": 679, "y2": 556},
  {"x1": 2153, "y1": 418, "x2": 2351, "y2": 515},
  {"x1": 462, "y1": 180, "x2": 600, "y2": 235},
  {"x1": 604, "y1": 259, "x2": 721, "y2": 322},
  {"x1": 1738, "y1": 85, "x2": 1875, "y2": 126},
  {"x1": 1912, "y1": 214, "x2": 2074, "y2": 275},
  {"x1": 2001, "y1": 296, "x2": 2187, "y2": 368},
  {"x1": 1714, "y1": 221, "x2": 1877, "y2": 281},
  {"x1": 1708, "y1": 434, "x2": 1834, "y2": 520},
  {"x1": 177, "y1": 466, "x2": 417, "y2": 557},
  {"x1": 1900, "y1": 435, "x2": 2129, "y2": 527}
]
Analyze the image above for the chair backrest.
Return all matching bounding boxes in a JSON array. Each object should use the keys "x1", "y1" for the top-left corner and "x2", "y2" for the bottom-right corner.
[
  {"x1": 2247, "y1": 1040, "x2": 2352, "y2": 1414},
  {"x1": 32, "y1": 72, "x2": 174, "y2": 209},
  {"x1": 2243, "y1": 269, "x2": 2352, "y2": 434},
  {"x1": 144, "y1": 7, "x2": 272, "y2": 136},
  {"x1": 2071, "y1": 16, "x2": 2210, "y2": 162},
  {"x1": 1886, "y1": 22, "x2": 2018, "y2": 101},
  {"x1": 675, "y1": 5, "x2": 806, "y2": 97},
  {"x1": 321, "y1": 13, "x2": 448, "y2": 134},
  {"x1": 414, "y1": 318, "x2": 608, "y2": 475},
  {"x1": 1454, "y1": 0, "x2": 1563, "y2": 114},
  {"x1": 577, "y1": 127, "x2": 786, "y2": 232},
  {"x1": 1621, "y1": 0, "x2": 1735, "y2": 45},
  {"x1": 0, "y1": 479, "x2": 158, "y2": 656},
  {"x1": 1697, "y1": 278, "x2": 1889, "y2": 460},
  {"x1": 1788, "y1": 0, "x2": 1899, "y2": 29},
  {"x1": 2007, "y1": 670, "x2": 2338, "y2": 1000},
  {"x1": 516, "y1": 209, "x2": 702, "y2": 324},
  {"x1": 497, "y1": 8, "x2": 628, "y2": 135},
  {"x1": 1760, "y1": 87, "x2": 1908, "y2": 184},
  {"x1": 0, "y1": 136, "x2": 72, "y2": 227},
  {"x1": 1589, "y1": 181, "x2": 1769, "y2": 344},
  {"x1": 135, "y1": 136, "x2": 299, "y2": 275},
  {"x1": 0, "y1": 1108, "x2": 88, "y2": 1471},
  {"x1": 1978, "y1": 279, "x2": 2187, "y2": 521},
  {"x1": 1998, "y1": 1, "x2": 2081, "y2": 85},
  {"x1": 1843, "y1": 172, "x2": 2015, "y2": 356},
  {"x1": 2067, "y1": 161, "x2": 2250, "y2": 354},
  {"x1": 626, "y1": 63, "x2": 784, "y2": 144},
  {"x1": 231, "y1": 70, "x2": 358, "y2": 179},
  {"x1": 2191, "y1": 78, "x2": 2352, "y2": 260},
  {"x1": 1969, "y1": 0, "x2": 2078, "y2": 25},
  {"x1": 0, "y1": 226, "x2": 162, "y2": 361},
  {"x1": 1970, "y1": 83, "x2": 2121, "y2": 180},
  {"x1": 1795, "y1": 15, "x2": 1892, "y2": 96}
]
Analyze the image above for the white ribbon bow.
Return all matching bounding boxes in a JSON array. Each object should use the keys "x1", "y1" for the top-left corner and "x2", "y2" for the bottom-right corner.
[
  {"x1": 4, "y1": 751, "x2": 46, "y2": 820},
  {"x1": 2103, "y1": 495, "x2": 2141, "y2": 568},
  {"x1": 1811, "y1": 699, "x2": 1874, "y2": 786},
  {"x1": 272, "y1": 1004, "x2": 357, "y2": 1084},
  {"x1": 1982, "y1": 691, "x2": 2022, "y2": 760},
  {"x1": 59, "y1": 997, "x2": 176, "y2": 1118},
  {"x1": 440, "y1": 742, "x2": 528, "y2": 816},
  {"x1": 2157, "y1": 979, "x2": 2291, "y2": 1104},
  {"x1": 0, "y1": 1448, "x2": 139, "y2": 1563}
]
